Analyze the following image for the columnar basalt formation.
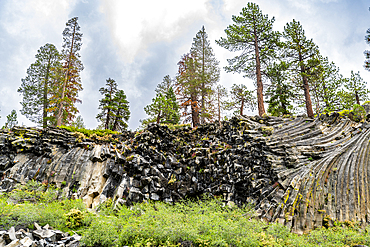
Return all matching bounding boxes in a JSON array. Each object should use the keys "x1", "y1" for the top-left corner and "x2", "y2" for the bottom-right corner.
[{"x1": 0, "y1": 114, "x2": 368, "y2": 233}]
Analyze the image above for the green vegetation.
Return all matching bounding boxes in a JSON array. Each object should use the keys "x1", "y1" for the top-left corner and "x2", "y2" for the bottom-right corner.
[
  {"x1": 2, "y1": 181, "x2": 370, "y2": 247},
  {"x1": 58, "y1": 125, "x2": 120, "y2": 142},
  {"x1": 3, "y1": 109, "x2": 18, "y2": 129},
  {"x1": 351, "y1": 104, "x2": 367, "y2": 122},
  {"x1": 0, "y1": 181, "x2": 87, "y2": 233},
  {"x1": 160, "y1": 123, "x2": 191, "y2": 131},
  {"x1": 96, "y1": 78, "x2": 130, "y2": 131},
  {"x1": 141, "y1": 75, "x2": 180, "y2": 127}
]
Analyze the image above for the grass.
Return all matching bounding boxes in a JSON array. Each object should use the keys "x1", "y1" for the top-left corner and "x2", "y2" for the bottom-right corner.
[{"x1": 1, "y1": 181, "x2": 370, "y2": 246}]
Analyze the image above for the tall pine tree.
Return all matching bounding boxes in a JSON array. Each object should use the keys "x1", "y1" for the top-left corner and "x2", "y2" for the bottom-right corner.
[
  {"x1": 18, "y1": 43, "x2": 61, "y2": 127},
  {"x1": 308, "y1": 56, "x2": 343, "y2": 113},
  {"x1": 216, "y1": 3, "x2": 280, "y2": 116},
  {"x1": 191, "y1": 26, "x2": 220, "y2": 124},
  {"x1": 282, "y1": 19, "x2": 319, "y2": 118},
  {"x1": 175, "y1": 53, "x2": 201, "y2": 127},
  {"x1": 56, "y1": 17, "x2": 84, "y2": 126},
  {"x1": 111, "y1": 90, "x2": 130, "y2": 131},
  {"x1": 96, "y1": 78, "x2": 118, "y2": 130},
  {"x1": 96, "y1": 79, "x2": 130, "y2": 131}
]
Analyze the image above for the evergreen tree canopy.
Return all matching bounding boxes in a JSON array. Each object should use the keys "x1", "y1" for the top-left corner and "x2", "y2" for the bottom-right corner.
[
  {"x1": 216, "y1": 3, "x2": 280, "y2": 116},
  {"x1": 5, "y1": 110, "x2": 18, "y2": 129},
  {"x1": 143, "y1": 76, "x2": 180, "y2": 126},
  {"x1": 344, "y1": 70, "x2": 369, "y2": 105},
  {"x1": 96, "y1": 78, "x2": 118, "y2": 130},
  {"x1": 70, "y1": 115, "x2": 85, "y2": 129},
  {"x1": 56, "y1": 17, "x2": 83, "y2": 126},
  {"x1": 191, "y1": 26, "x2": 220, "y2": 124},
  {"x1": 155, "y1": 75, "x2": 172, "y2": 95},
  {"x1": 18, "y1": 43, "x2": 61, "y2": 127},
  {"x1": 282, "y1": 19, "x2": 319, "y2": 118},
  {"x1": 308, "y1": 56, "x2": 343, "y2": 113},
  {"x1": 266, "y1": 62, "x2": 294, "y2": 116},
  {"x1": 228, "y1": 84, "x2": 256, "y2": 116},
  {"x1": 175, "y1": 53, "x2": 201, "y2": 127},
  {"x1": 175, "y1": 26, "x2": 220, "y2": 127},
  {"x1": 214, "y1": 84, "x2": 228, "y2": 127},
  {"x1": 96, "y1": 78, "x2": 130, "y2": 131},
  {"x1": 111, "y1": 90, "x2": 130, "y2": 131}
]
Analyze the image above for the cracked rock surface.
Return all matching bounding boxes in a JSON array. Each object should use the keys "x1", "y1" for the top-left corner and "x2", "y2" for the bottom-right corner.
[
  {"x1": 0, "y1": 223, "x2": 80, "y2": 247},
  {"x1": 0, "y1": 114, "x2": 368, "y2": 233}
]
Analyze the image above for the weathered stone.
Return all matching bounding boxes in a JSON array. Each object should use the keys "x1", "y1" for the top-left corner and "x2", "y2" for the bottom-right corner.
[
  {"x1": 19, "y1": 237, "x2": 33, "y2": 247},
  {"x1": 32, "y1": 230, "x2": 56, "y2": 242},
  {"x1": 4, "y1": 239, "x2": 19, "y2": 247}
]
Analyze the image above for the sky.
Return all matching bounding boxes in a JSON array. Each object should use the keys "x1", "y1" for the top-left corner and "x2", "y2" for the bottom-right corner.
[{"x1": 0, "y1": 0, "x2": 369, "y2": 130}]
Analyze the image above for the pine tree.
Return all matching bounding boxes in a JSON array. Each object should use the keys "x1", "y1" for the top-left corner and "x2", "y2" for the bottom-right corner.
[
  {"x1": 214, "y1": 84, "x2": 228, "y2": 127},
  {"x1": 216, "y1": 3, "x2": 280, "y2": 116},
  {"x1": 96, "y1": 78, "x2": 118, "y2": 130},
  {"x1": 338, "y1": 90, "x2": 355, "y2": 110},
  {"x1": 266, "y1": 62, "x2": 294, "y2": 116},
  {"x1": 191, "y1": 26, "x2": 220, "y2": 124},
  {"x1": 111, "y1": 90, "x2": 130, "y2": 131},
  {"x1": 57, "y1": 17, "x2": 84, "y2": 126},
  {"x1": 142, "y1": 77, "x2": 180, "y2": 126},
  {"x1": 70, "y1": 115, "x2": 85, "y2": 129},
  {"x1": 282, "y1": 19, "x2": 319, "y2": 118},
  {"x1": 155, "y1": 75, "x2": 172, "y2": 94},
  {"x1": 228, "y1": 84, "x2": 256, "y2": 116},
  {"x1": 308, "y1": 56, "x2": 343, "y2": 113},
  {"x1": 344, "y1": 71, "x2": 369, "y2": 105},
  {"x1": 4, "y1": 110, "x2": 18, "y2": 129},
  {"x1": 164, "y1": 87, "x2": 180, "y2": 124},
  {"x1": 175, "y1": 53, "x2": 201, "y2": 127},
  {"x1": 18, "y1": 43, "x2": 61, "y2": 128}
]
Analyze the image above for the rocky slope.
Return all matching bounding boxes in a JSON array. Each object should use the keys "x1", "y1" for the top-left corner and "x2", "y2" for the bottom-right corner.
[{"x1": 0, "y1": 114, "x2": 368, "y2": 234}]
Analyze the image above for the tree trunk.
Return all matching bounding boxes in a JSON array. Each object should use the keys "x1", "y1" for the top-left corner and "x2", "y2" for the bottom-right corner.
[
  {"x1": 43, "y1": 56, "x2": 51, "y2": 128},
  {"x1": 355, "y1": 91, "x2": 360, "y2": 105},
  {"x1": 57, "y1": 26, "x2": 76, "y2": 126},
  {"x1": 217, "y1": 89, "x2": 221, "y2": 128},
  {"x1": 156, "y1": 106, "x2": 162, "y2": 124},
  {"x1": 299, "y1": 55, "x2": 314, "y2": 118},
  {"x1": 200, "y1": 30, "x2": 206, "y2": 125},
  {"x1": 240, "y1": 98, "x2": 244, "y2": 116},
  {"x1": 253, "y1": 30, "x2": 265, "y2": 116},
  {"x1": 105, "y1": 87, "x2": 113, "y2": 130},
  {"x1": 112, "y1": 108, "x2": 120, "y2": 131},
  {"x1": 191, "y1": 94, "x2": 200, "y2": 127}
]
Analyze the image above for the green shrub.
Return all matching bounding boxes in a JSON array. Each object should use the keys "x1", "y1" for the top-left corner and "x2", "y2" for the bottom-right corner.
[
  {"x1": 64, "y1": 208, "x2": 84, "y2": 229},
  {"x1": 161, "y1": 123, "x2": 191, "y2": 131},
  {"x1": 351, "y1": 104, "x2": 366, "y2": 122}
]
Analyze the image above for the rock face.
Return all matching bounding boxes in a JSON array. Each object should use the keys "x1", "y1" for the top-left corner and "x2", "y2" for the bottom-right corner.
[
  {"x1": 0, "y1": 224, "x2": 80, "y2": 247},
  {"x1": 0, "y1": 114, "x2": 369, "y2": 233}
]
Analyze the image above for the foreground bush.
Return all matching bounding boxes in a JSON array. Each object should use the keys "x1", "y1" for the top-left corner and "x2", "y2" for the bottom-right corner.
[{"x1": 0, "y1": 181, "x2": 87, "y2": 233}]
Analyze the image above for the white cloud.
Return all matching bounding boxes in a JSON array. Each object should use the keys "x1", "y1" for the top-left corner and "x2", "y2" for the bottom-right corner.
[
  {"x1": 100, "y1": 0, "x2": 209, "y2": 63},
  {"x1": 0, "y1": 0, "x2": 76, "y2": 127},
  {"x1": 1, "y1": 0, "x2": 75, "y2": 39}
]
